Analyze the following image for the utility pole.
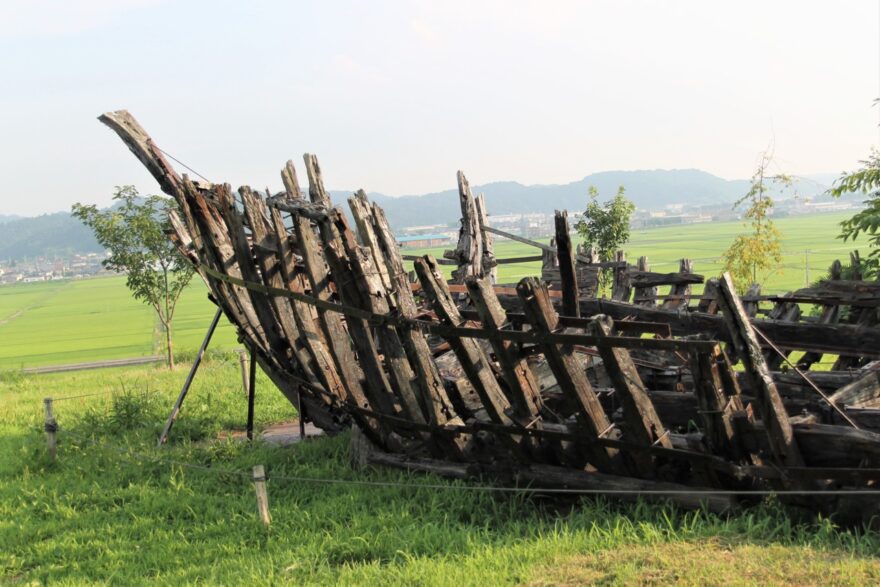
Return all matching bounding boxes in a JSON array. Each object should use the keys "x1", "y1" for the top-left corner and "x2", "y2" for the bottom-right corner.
[{"x1": 804, "y1": 249, "x2": 810, "y2": 286}]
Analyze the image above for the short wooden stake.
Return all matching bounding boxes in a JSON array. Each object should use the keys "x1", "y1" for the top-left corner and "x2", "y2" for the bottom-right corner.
[
  {"x1": 238, "y1": 351, "x2": 250, "y2": 398},
  {"x1": 43, "y1": 397, "x2": 57, "y2": 461},
  {"x1": 252, "y1": 465, "x2": 270, "y2": 527}
]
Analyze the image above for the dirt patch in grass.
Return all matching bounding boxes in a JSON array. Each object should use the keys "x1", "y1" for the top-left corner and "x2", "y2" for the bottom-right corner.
[{"x1": 527, "y1": 539, "x2": 880, "y2": 586}]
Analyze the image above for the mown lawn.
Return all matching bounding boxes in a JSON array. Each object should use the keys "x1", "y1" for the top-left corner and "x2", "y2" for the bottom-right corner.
[{"x1": 2, "y1": 361, "x2": 880, "y2": 585}]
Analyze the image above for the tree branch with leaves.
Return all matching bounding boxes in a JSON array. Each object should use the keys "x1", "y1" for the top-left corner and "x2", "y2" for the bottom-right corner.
[
  {"x1": 575, "y1": 185, "x2": 635, "y2": 292},
  {"x1": 721, "y1": 152, "x2": 788, "y2": 292},
  {"x1": 72, "y1": 186, "x2": 195, "y2": 369}
]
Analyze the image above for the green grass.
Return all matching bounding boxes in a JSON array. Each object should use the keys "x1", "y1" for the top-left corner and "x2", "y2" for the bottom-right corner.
[{"x1": 2, "y1": 362, "x2": 880, "y2": 584}]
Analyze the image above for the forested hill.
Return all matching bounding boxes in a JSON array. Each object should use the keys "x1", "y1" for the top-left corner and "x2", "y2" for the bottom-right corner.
[
  {"x1": 0, "y1": 212, "x2": 104, "y2": 261},
  {"x1": 2, "y1": 169, "x2": 837, "y2": 261},
  {"x1": 351, "y1": 169, "x2": 832, "y2": 229}
]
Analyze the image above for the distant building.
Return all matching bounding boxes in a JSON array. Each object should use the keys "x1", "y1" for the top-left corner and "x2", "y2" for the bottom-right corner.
[{"x1": 396, "y1": 234, "x2": 453, "y2": 248}]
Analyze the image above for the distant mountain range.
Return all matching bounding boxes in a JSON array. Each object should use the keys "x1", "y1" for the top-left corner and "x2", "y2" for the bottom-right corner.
[
  {"x1": 0, "y1": 169, "x2": 847, "y2": 262},
  {"x1": 351, "y1": 169, "x2": 841, "y2": 229}
]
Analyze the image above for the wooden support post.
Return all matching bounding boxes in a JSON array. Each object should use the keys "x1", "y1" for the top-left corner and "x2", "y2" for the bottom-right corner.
[
  {"x1": 365, "y1": 200, "x2": 463, "y2": 429},
  {"x1": 716, "y1": 272, "x2": 805, "y2": 470},
  {"x1": 611, "y1": 251, "x2": 630, "y2": 302},
  {"x1": 689, "y1": 344, "x2": 746, "y2": 461},
  {"x1": 798, "y1": 260, "x2": 842, "y2": 370},
  {"x1": 239, "y1": 351, "x2": 250, "y2": 397},
  {"x1": 516, "y1": 277, "x2": 619, "y2": 472},
  {"x1": 158, "y1": 307, "x2": 223, "y2": 446},
  {"x1": 554, "y1": 210, "x2": 580, "y2": 317},
  {"x1": 298, "y1": 390, "x2": 307, "y2": 441},
  {"x1": 465, "y1": 275, "x2": 543, "y2": 418},
  {"x1": 742, "y1": 284, "x2": 762, "y2": 318},
  {"x1": 661, "y1": 259, "x2": 693, "y2": 310},
  {"x1": 696, "y1": 278, "x2": 720, "y2": 314},
  {"x1": 247, "y1": 345, "x2": 257, "y2": 441},
  {"x1": 252, "y1": 465, "x2": 271, "y2": 527},
  {"x1": 475, "y1": 193, "x2": 497, "y2": 284},
  {"x1": 43, "y1": 397, "x2": 57, "y2": 462},
  {"x1": 633, "y1": 256, "x2": 656, "y2": 307},
  {"x1": 447, "y1": 171, "x2": 484, "y2": 283},
  {"x1": 415, "y1": 256, "x2": 514, "y2": 427},
  {"x1": 590, "y1": 315, "x2": 673, "y2": 472}
]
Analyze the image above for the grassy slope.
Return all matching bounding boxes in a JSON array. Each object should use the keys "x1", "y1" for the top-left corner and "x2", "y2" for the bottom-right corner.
[{"x1": 2, "y1": 363, "x2": 879, "y2": 584}]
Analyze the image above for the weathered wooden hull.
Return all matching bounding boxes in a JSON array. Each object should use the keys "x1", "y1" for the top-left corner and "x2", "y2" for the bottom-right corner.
[{"x1": 102, "y1": 110, "x2": 880, "y2": 515}]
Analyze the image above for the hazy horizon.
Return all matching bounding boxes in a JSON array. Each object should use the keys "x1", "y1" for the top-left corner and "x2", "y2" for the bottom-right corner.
[{"x1": 1, "y1": 0, "x2": 878, "y2": 216}]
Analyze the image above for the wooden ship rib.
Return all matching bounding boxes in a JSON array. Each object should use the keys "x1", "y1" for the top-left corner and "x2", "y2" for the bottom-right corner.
[{"x1": 102, "y1": 110, "x2": 880, "y2": 515}]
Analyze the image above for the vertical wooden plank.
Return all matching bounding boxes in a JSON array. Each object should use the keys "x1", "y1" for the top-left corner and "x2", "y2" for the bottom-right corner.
[
  {"x1": 252, "y1": 465, "x2": 271, "y2": 527},
  {"x1": 763, "y1": 293, "x2": 801, "y2": 370},
  {"x1": 217, "y1": 185, "x2": 298, "y2": 374},
  {"x1": 348, "y1": 190, "x2": 393, "y2": 291},
  {"x1": 716, "y1": 272, "x2": 805, "y2": 469},
  {"x1": 285, "y1": 191, "x2": 378, "y2": 421},
  {"x1": 474, "y1": 193, "x2": 497, "y2": 284},
  {"x1": 689, "y1": 344, "x2": 746, "y2": 461},
  {"x1": 516, "y1": 277, "x2": 619, "y2": 472},
  {"x1": 240, "y1": 187, "x2": 319, "y2": 385},
  {"x1": 366, "y1": 202, "x2": 463, "y2": 427},
  {"x1": 798, "y1": 260, "x2": 842, "y2": 370},
  {"x1": 328, "y1": 209, "x2": 428, "y2": 425},
  {"x1": 414, "y1": 256, "x2": 514, "y2": 426},
  {"x1": 633, "y1": 256, "x2": 656, "y2": 307},
  {"x1": 696, "y1": 278, "x2": 720, "y2": 314},
  {"x1": 465, "y1": 275, "x2": 543, "y2": 419},
  {"x1": 554, "y1": 210, "x2": 580, "y2": 318},
  {"x1": 742, "y1": 283, "x2": 762, "y2": 318},
  {"x1": 611, "y1": 251, "x2": 630, "y2": 302},
  {"x1": 590, "y1": 315, "x2": 673, "y2": 472},
  {"x1": 661, "y1": 259, "x2": 693, "y2": 310},
  {"x1": 447, "y1": 171, "x2": 484, "y2": 283}
]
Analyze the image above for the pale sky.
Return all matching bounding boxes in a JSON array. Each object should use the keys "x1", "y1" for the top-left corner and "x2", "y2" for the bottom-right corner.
[{"x1": 1, "y1": 0, "x2": 878, "y2": 216}]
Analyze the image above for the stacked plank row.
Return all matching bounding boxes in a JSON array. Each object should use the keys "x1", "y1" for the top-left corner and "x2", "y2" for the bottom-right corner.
[{"x1": 102, "y1": 110, "x2": 880, "y2": 515}]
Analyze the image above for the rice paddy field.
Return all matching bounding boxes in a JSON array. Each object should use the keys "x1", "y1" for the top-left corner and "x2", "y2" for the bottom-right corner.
[{"x1": 0, "y1": 211, "x2": 859, "y2": 370}]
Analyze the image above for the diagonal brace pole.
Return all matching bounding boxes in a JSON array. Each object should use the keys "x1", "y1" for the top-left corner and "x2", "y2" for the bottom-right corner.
[{"x1": 158, "y1": 306, "x2": 224, "y2": 446}]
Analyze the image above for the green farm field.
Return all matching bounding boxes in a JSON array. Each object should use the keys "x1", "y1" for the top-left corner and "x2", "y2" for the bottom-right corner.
[
  {"x1": 0, "y1": 277, "x2": 240, "y2": 370},
  {"x1": 0, "y1": 211, "x2": 859, "y2": 370},
  {"x1": 405, "y1": 211, "x2": 857, "y2": 292}
]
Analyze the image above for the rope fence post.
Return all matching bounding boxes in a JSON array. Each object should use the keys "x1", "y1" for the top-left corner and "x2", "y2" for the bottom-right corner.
[
  {"x1": 43, "y1": 397, "x2": 57, "y2": 461},
  {"x1": 252, "y1": 464, "x2": 270, "y2": 527},
  {"x1": 239, "y1": 351, "x2": 250, "y2": 398}
]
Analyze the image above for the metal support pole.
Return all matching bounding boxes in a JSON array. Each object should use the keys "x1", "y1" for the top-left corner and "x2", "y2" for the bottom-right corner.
[
  {"x1": 157, "y1": 306, "x2": 223, "y2": 446},
  {"x1": 246, "y1": 345, "x2": 257, "y2": 440},
  {"x1": 298, "y1": 389, "x2": 306, "y2": 441}
]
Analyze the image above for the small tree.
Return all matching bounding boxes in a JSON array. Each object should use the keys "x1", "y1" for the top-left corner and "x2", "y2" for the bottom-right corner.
[
  {"x1": 72, "y1": 186, "x2": 194, "y2": 369},
  {"x1": 575, "y1": 185, "x2": 635, "y2": 291},
  {"x1": 829, "y1": 148, "x2": 880, "y2": 279},
  {"x1": 721, "y1": 153, "x2": 787, "y2": 292}
]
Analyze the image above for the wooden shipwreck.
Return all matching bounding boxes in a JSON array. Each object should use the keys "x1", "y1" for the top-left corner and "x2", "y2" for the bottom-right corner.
[{"x1": 102, "y1": 110, "x2": 880, "y2": 515}]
